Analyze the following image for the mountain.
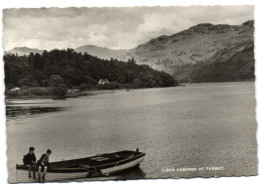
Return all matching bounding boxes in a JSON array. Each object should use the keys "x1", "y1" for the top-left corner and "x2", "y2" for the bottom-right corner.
[
  {"x1": 122, "y1": 20, "x2": 254, "y2": 82},
  {"x1": 75, "y1": 45, "x2": 128, "y2": 60},
  {"x1": 6, "y1": 47, "x2": 44, "y2": 56},
  {"x1": 6, "y1": 45, "x2": 128, "y2": 61},
  {"x1": 6, "y1": 20, "x2": 254, "y2": 83}
]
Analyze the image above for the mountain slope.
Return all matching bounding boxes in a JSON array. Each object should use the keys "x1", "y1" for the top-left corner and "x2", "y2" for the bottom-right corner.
[
  {"x1": 75, "y1": 45, "x2": 128, "y2": 60},
  {"x1": 123, "y1": 20, "x2": 254, "y2": 82},
  {"x1": 6, "y1": 47, "x2": 44, "y2": 56}
]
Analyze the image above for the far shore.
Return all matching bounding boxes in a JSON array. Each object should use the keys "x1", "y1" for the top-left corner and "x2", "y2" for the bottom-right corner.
[
  {"x1": 5, "y1": 90, "x2": 98, "y2": 100},
  {"x1": 5, "y1": 86, "x2": 179, "y2": 100},
  {"x1": 5, "y1": 80, "x2": 255, "y2": 100}
]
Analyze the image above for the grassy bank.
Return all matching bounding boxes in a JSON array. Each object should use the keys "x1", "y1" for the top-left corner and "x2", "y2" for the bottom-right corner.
[
  {"x1": 5, "y1": 83, "x2": 183, "y2": 100},
  {"x1": 5, "y1": 87, "x2": 95, "y2": 100}
]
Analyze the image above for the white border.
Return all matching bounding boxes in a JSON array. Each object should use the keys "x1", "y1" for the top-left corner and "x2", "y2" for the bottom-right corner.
[{"x1": 0, "y1": 1, "x2": 259, "y2": 184}]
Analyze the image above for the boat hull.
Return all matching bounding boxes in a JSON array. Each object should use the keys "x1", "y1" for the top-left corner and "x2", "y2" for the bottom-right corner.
[
  {"x1": 16, "y1": 152, "x2": 145, "y2": 183},
  {"x1": 101, "y1": 155, "x2": 144, "y2": 174},
  {"x1": 16, "y1": 170, "x2": 89, "y2": 183}
]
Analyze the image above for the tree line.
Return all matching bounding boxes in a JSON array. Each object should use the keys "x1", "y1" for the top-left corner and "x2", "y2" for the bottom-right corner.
[{"x1": 4, "y1": 49, "x2": 178, "y2": 91}]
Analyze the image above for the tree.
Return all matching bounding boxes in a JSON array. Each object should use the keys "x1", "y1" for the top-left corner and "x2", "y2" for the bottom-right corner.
[
  {"x1": 4, "y1": 49, "x2": 178, "y2": 92},
  {"x1": 48, "y1": 75, "x2": 64, "y2": 87},
  {"x1": 127, "y1": 58, "x2": 136, "y2": 64},
  {"x1": 133, "y1": 78, "x2": 142, "y2": 88},
  {"x1": 79, "y1": 83, "x2": 90, "y2": 91},
  {"x1": 48, "y1": 75, "x2": 67, "y2": 98},
  {"x1": 18, "y1": 75, "x2": 38, "y2": 87}
]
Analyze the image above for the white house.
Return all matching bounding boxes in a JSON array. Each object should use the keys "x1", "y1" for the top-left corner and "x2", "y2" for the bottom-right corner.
[
  {"x1": 10, "y1": 87, "x2": 20, "y2": 92},
  {"x1": 98, "y1": 79, "x2": 109, "y2": 85}
]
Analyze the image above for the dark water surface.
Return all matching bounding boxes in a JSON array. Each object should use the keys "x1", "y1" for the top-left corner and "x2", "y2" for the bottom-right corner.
[
  {"x1": 7, "y1": 82, "x2": 257, "y2": 181},
  {"x1": 6, "y1": 106, "x2": 62, "y2": 120}
]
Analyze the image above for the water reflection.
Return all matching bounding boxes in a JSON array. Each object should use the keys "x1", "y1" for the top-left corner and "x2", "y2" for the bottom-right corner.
[
  {"x1": 115, "y1": 165, "x2": 146, "y2": 179},
  {"x1": 6, "y1": 106, "x2": 63, "y2": 120}
]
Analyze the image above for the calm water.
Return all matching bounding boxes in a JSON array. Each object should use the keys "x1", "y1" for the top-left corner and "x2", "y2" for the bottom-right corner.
[{"x1": 6, "y1": 82, "x2": 257, "y2": 181}]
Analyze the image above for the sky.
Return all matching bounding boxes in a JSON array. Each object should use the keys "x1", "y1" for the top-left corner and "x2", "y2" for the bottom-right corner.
[{"x1": 3, "y1": 6, "x2": 254, "y2": 51}]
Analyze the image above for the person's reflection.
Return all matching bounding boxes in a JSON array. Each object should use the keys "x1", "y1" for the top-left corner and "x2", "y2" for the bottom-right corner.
[{"x1": 113, "y1": 165, "x2": 146, "y2": 179}]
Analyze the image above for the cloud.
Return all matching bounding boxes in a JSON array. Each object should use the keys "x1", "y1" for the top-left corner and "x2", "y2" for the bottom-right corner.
[
  {"x1": 86, "y1": 24, "x2": 109, "y2": 45},
  {"x1": 136, "y1": 12, "x2": 191, "y2": 43},
  {"x1": 133, "y1": 6, "x2": 254, "y2": 46},
  {"x1": 3, "y1": 6, "x2": 254, "y2": 51}
]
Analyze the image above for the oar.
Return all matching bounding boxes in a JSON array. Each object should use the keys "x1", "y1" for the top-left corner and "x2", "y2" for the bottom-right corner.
[{"x1": 78, "y1": 165, "x2": 103, "y2": 177}]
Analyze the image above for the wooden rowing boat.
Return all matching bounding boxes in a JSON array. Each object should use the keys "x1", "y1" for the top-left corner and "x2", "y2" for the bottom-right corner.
[{"x1": 16, "y1": 150, "x2": 145, "y2": 183}]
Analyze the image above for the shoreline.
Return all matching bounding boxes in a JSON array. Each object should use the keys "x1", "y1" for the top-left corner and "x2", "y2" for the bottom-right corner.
[
  {"x1": 5, "y1": 80, "x2": 255, "y2": 100},
  {"x1": 5, "y1": 86, "x2": 179, "y2": 100}
]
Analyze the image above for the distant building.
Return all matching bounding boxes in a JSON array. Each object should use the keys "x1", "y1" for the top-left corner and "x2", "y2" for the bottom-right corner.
[
  {"x1": 67, "y1": 89, "x2": 79, "y2": 93},
  {"x1": 98, "y1": 79, "x2": 109, "y2": 85},
  {"x1": 10, "y1": 87, "x2": 20, "y2": 91}
]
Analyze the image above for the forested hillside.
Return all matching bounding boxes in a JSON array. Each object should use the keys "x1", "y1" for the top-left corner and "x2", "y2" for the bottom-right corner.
[{"x1": 4, "y1": 49, "x2": 177, "y2": 90}]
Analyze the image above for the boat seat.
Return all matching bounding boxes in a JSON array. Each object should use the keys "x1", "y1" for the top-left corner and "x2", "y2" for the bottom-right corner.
[
  {"x1": 90, "y1": 157, "x2": 110, "y2": 161},
  {"x1": 78, "y1": 164, "x2": 90, "y2": 168}
]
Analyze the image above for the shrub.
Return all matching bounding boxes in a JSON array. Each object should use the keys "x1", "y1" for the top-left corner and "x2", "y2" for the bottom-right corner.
[
  {"x1": 79, "y1": 83, "x2": 90, "y2": 91},
  {"x1": 52, "y1": 84, "x2": 67, "y2": 98},
  {"x1": 18, "y1": 75, "x2": 38, "y2": 87}
]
